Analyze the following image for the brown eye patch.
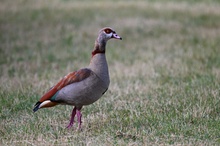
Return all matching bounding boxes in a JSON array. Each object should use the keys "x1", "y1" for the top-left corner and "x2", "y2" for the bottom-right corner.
[{"x1": 104, "y1": 28, "x2": 112, "y2": 34}]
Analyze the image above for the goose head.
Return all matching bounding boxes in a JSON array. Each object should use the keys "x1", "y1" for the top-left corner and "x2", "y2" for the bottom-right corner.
[
  {"x1": 99, "y1": 27, "x2": 122, "y2": 41},
  {"x1": 94, "y1": 27, "x2": 122, "y2": 52}
]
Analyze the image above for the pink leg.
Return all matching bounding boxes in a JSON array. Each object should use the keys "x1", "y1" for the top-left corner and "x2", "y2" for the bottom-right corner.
[
  {"x1": 66, "y1": 107, "x2": 76, "y2": 129},
  {"x1": 76, "y1": 109, "x2": 82, "y2": 130}
]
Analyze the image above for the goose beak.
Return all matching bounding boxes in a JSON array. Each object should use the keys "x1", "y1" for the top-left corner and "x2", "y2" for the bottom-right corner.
[{"x1": 112, "y1": 33, "x2": 122, "y2": 40}]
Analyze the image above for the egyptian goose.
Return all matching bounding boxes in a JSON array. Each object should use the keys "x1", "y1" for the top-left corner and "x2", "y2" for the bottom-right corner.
[{"x1": 33, "y1": 27, "x2": 122, "y2": 129}]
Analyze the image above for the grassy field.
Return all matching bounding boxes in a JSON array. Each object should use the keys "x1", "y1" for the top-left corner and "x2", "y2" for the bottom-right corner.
[{"x1": 1, "y1": 0, "x2": 220, "y2": 145}]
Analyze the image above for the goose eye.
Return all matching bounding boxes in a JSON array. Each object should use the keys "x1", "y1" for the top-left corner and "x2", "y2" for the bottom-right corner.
[{"x1": 104, "y1": 29, "x2": 112, "y2": 34}]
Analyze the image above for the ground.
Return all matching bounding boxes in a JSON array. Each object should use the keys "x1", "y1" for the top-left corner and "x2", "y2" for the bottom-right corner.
[{"x1": 0, "y1": 0, "x2": 220, "y2": 145}]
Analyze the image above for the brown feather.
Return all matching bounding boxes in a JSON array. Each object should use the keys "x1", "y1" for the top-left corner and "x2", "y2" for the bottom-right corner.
[{"x1": 39, "y1": 68, "x2": 91, "y2": 102}]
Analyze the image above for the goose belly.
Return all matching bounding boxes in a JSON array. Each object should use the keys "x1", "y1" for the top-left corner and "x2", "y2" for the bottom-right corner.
[{"x1": 55, "y1": 73, "x2": 109, "y2": 106}]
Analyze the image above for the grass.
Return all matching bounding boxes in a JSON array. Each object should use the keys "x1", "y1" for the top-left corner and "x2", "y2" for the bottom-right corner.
[{"x1": 1, "y1": 0, "x2": 220, "y2": 145}]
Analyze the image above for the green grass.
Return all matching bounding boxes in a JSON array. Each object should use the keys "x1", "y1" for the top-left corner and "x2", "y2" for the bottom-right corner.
[{"x1": 1, "y1": 0, "x2": 220, "y2": 145}]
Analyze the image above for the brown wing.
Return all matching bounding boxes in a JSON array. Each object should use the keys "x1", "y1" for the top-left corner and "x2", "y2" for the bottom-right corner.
[{"x1": 39, "y1": 68, "x2": 92, "y2": 102}]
